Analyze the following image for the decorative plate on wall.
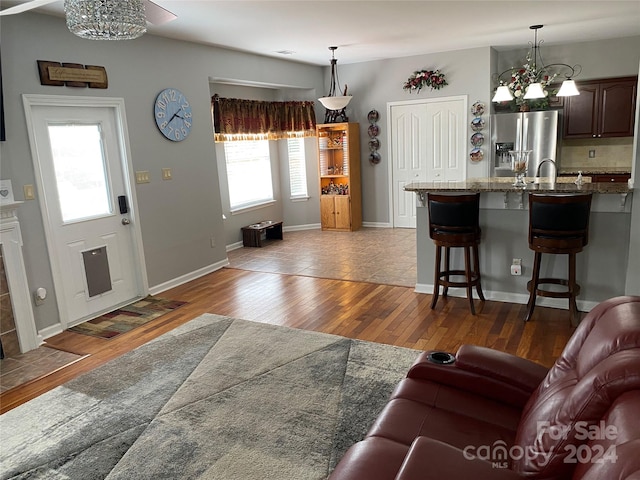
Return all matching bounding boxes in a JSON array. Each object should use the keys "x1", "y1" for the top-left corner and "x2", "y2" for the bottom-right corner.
[
  {"x1": 470, "y1": 132, "x2": 484, "y2": 147},
  {"x1": 470, "y1": 147, "x2": 484, "y2": 162},
  {"x1": 367, "y1": 110, "x2": 380, "y2": 124},
  {"x1": 470, "y1": 117, "x2": 485, "y2": 131},
  {"x1": 369, "y1": 152, "x2": 381, "y2": 164},
  {"x1": 471, "y1": 101, "x2": 485, "y2": 116},
  {"x1": 368, "y1": 138, "x2": 380, "y2": 151},
  {"x1": 368, "y1": 124, "x2": 380, "y2": 138}
]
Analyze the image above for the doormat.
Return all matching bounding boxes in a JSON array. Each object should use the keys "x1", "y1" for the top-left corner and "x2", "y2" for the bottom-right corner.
[{"x1": 67, "y1": 296, "x2": 187, "y2": 339}]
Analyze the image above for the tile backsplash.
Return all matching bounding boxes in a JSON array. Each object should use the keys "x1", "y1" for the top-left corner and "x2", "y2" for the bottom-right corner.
[{"x1": 560, "y1": 137, "x2": 633, "y2": 170}]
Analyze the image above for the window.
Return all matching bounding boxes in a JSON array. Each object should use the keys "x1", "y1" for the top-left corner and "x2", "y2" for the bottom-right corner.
[
  {"x1": 48, "y1": 124, "x2": 112, "y2": 223},
  {"x1": 223, "y1": 140, "x2": 273, "y2": 211},
  {"x1": 287, "y1": 137, "x2": 308, "y2": 199}
]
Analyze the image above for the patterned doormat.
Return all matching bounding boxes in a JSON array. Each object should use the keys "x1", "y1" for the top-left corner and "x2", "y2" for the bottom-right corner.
[{"x1": 67, "y1": 296, "x2": 187, "y2": 339}]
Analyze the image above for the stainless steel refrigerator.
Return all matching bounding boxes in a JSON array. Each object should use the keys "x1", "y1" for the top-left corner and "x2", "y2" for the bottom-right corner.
[{"x1": 490, "y1": 110, "x2": 561, "y2": 178}]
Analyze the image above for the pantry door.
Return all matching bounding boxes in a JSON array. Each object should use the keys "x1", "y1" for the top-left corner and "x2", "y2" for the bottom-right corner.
[
  {"x1": 23, "y1": 95, "x2": 147, "y2": 328},
  {"x1": 389, "y1": 96, "x2": 467, "y2": 228}
]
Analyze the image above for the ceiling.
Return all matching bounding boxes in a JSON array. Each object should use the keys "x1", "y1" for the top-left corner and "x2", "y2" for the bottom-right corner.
[{"x1": 3, "y1": 1, "x2": 640, "y2": 65}]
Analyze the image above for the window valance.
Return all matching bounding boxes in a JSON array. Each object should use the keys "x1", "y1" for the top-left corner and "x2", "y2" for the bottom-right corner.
[{"x1": 212, "y1": 94, "x2": 316, "y2": 142}]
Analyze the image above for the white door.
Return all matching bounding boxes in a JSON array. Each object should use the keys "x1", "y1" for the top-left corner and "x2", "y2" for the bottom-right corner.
[
  {"x1": 389, "y1": 97, "x2": 467, "y2": 228},
  {"x1": 426, "y1": 99, "x2": 466, "y2": 182},
  {"x1": 390, "y1": 103, "x2": 427, "y2": 228},
  {"x1": 23, "y1": 95, "x2": 147, "y2": 328}
]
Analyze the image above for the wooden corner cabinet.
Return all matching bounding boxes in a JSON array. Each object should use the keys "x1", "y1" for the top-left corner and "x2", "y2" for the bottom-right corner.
[
  {"x1": 317, "y1": 122, "x2": 361, "y2": 231},
  {"x1": 563, "y1": 76, "x2": 637, "y2": 139}
]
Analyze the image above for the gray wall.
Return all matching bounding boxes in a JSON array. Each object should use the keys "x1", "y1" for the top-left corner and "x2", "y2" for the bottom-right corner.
[
  {"x1": 337, "y1": 47, "x2": 493, "y2": 225},
  {"x1": 1, "y1": 12, "x2": 639, "y2": 332},
  {"x1": 0, "y1": 13, "x2": 324, "y2": 331}
]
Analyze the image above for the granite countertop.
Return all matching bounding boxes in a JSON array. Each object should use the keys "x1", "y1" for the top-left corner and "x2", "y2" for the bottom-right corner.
[
  {"x1": 559, "y1": 167, "x2": 632, "y2": 175},
  {"x1": 404, "y1": 178, "x2": 632, "y2": 194}
]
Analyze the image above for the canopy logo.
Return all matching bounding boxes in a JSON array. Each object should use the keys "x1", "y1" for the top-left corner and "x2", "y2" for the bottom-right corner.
[{"x1": 463, "y1": 421, "x2": 618, "y2": 469}]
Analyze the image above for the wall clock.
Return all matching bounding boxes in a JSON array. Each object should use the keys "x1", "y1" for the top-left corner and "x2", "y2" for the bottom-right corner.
[{"x1": 154, "y1": 88, "x2": 193, "y2": 141}]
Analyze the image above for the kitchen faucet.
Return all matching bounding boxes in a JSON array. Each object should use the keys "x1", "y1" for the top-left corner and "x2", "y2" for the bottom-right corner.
[{"x1": 536, "y1": 158, "x2": 558, "y2": 182}]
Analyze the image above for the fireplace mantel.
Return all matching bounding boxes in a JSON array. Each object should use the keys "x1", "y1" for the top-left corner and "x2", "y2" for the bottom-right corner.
[{"x1": 0, "y1": 202, "x2": 40, "y2": 352}]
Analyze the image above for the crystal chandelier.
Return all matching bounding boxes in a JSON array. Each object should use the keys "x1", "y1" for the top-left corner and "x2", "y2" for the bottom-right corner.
[
  {"x1": 318, "y1": 46, "x2": 353, "y2": 123},
  {"x1": 492, "y1": 25, "x2": 581, "y2": 103},
  {"x1": 64, "y1": 0, "x2": 147, "y2": 40}
]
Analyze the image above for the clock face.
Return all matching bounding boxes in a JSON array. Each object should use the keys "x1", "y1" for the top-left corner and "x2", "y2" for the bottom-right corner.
[{"x1": 154, "y1": 88, "x2": 193, "y2": 141}]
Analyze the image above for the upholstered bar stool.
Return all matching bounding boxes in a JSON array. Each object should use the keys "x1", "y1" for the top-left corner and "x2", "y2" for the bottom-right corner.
[
  {"x1": 427, "y1": 193, "x2": 484, "y2": 315},
  {"x1": 525, "y1": 193, "x2": 592, "y2": 324}
]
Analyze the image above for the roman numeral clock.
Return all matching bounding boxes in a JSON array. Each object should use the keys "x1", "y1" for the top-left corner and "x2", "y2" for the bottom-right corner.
[{"x1": 154, "y1": 88, "x2": 193, "y2": 141}]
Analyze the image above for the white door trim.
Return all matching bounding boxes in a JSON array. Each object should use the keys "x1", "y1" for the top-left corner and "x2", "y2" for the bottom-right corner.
[
  {"x1": 386, "y1": 95, "x2": 468, "y2": 228},
  {"x1": 22, "y1": 94, "x2": 148, "y2": 328}
]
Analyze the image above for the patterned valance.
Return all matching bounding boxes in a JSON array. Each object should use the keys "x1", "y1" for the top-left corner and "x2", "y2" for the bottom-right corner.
[{"x1": 212, "y1": 94, "x2": 316, "y2": 142}]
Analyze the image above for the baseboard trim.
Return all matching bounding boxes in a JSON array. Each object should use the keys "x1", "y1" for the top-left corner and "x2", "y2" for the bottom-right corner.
[
  {"x1": 283, "y1": 223, "x2": 321, "y2": 232},
  {"x1": 149, "y1": 259, "x2": 229, "y2": 296},
  {"x1": 362, "y1": 221, "x2": 393, "y2": 228},
  {"x1": 414, "y1": 283, "x2": 599, "y2": 312}
]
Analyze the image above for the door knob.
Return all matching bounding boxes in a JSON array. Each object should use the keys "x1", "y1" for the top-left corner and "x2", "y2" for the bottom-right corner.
[{"x1": 121, "y1": 218, "x2": 131, "y2": 225}]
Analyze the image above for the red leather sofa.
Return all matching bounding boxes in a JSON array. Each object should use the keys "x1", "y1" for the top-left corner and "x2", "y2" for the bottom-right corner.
[{"x1": 329, "y1": 296, "x2": 640, "y2": 479}]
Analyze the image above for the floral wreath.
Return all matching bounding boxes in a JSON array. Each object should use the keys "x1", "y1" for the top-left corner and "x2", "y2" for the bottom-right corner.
[{"x1": 403, "y1": 69, "x2": 448, "y2": 93}]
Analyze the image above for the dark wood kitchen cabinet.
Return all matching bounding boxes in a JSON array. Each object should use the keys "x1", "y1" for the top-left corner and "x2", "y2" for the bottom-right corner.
[{"x1": 563, "y1": 76, "x2": 637, "y2": 139}]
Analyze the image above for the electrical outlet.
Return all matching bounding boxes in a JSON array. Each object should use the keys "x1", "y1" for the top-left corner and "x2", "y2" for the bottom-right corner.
[
  {"x1": 588, "y1": 149, "x2": 596, "y2": 159},
  {"x1": 512, "y1": 258, "x2": 522, "y2": 266},
  {"x1": 511, "y1": 264, "x2": 522, "y2": 276},
  {"x1": 210, "y1": 237, "x2": 216, "y2": 248}
]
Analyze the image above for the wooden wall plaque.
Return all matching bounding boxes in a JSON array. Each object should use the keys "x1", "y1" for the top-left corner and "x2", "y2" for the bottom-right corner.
[{"x1": 37, "y1": 60, "x2": 108, "y2": 88}]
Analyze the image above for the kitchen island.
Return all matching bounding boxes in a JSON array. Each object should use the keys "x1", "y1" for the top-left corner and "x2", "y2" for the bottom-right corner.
[{"x1": 404, "y1": 179, "x2": 633, "y2": 317}]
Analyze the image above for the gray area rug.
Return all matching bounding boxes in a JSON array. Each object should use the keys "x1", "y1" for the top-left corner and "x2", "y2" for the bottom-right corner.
[{"x1": 1, "y1": 314, "x2": 419, "y2": 479}]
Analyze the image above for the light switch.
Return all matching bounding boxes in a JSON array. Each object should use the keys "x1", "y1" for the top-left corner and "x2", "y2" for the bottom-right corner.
[
  {"x1": 162, "y1": 168, "x2": 172, "y2": 180},
  {"x1": 135, "y1": 171, "x2": 150, "y2": 184},
  {"x1": 24, "y1": 184, "x2": 36, "y2": 200}
]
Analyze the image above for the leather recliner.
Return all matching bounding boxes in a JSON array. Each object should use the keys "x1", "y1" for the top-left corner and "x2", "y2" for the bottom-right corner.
[{"x1": 329, "y1": 296, "x2": 640, "y2": 479}]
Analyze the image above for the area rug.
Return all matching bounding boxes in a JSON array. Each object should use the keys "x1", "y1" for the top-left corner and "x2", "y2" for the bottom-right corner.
[
  {"x1": 1, "y1": 315, "x2": 419, "y2": 480},
  {"x1": 67, "y1": 296, "x2": 187, "y2": 339}
]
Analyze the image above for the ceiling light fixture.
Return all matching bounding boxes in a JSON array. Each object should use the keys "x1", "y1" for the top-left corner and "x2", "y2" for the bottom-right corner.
[
  {"x1": 492, "y1": 25, "x2": 581, "y2": 104},
  {"x1": 318, "y1": 46, "x2": 352, "y2": 123},
  {"x1": 64, "y1": 0, "x2": 147, "y2": 40}
]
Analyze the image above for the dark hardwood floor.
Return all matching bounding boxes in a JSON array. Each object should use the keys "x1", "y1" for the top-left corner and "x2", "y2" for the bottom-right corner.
[{"x1": 0, "y1": 266, "x2": 575, "y2": 414}]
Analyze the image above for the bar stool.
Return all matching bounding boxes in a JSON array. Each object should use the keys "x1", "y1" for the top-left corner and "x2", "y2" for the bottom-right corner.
[
  {"x1": 525, "y1": 193, "x2": 592, "y2": 324},
  {"x1": 427, "y1": 193, "x2": 484, "y2": 315}
]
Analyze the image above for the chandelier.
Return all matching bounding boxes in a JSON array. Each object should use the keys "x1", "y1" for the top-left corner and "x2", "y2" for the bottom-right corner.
[
  {"x1": 64, "y1": 0, "x2": 147, "y2": 40},
  {"x1": 318, "y1": 46, "x2": 353, "y2": 123},
  {"x1": 492, "y1": 25, "x2": 581, "y2": 103}
]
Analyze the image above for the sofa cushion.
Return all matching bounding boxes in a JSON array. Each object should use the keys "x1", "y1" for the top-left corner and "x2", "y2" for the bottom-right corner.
[
  {"x1": 572, "y1": 391, "x2": 640, "y2": 480},
  {"x1": 328, "y1": 436, "x2": 409, "y2": 480},
  {"x1": 514, "y1": 296, "x2": 640, "y2": 478}
]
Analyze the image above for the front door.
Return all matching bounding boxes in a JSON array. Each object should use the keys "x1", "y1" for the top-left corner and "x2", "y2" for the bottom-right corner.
[{"x1": 23, "y1": 95, "x2": 147, "y2": 328}]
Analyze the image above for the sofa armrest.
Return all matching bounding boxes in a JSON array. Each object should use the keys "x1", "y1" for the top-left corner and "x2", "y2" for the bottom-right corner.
[
  {"x1": 405, "y1": 346, "x2": 549, "y2": 408},
  {"x1": 395, "y1": 437, "x2": 524, "y2": 480}
]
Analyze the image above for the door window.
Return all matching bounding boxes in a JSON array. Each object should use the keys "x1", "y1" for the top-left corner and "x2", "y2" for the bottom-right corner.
[{"x1": 48, "y1": 123, "x2": 112, "y2": 223}]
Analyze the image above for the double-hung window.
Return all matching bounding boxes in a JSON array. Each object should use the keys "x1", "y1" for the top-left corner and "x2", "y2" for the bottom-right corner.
[
  {"x1": 287, "y1": 137, "x2": 308, "y2": 199},
  {"x1": 224, "y1": 140, "x2": 273, "y2": 211}
]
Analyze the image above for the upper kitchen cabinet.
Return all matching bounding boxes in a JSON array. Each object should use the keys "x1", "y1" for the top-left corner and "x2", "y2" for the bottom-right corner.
[{"x1": 563, "y1": 76, "x2": 637, "y2": 139}]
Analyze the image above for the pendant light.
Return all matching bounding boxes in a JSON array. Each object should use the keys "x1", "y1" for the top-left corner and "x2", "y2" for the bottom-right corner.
[
  {"x1": 318, "y1": 46, "x2": 352, "y2": 123},
  {"x1": 493, "y1": 25, "x2": 581, "y2": 103},
  {"x1": 64, "y1": 0, "x2": 147, "y2": 40}
]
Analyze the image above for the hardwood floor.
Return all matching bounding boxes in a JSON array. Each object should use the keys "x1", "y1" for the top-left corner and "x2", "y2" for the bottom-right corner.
[{"x1": 0, "y1": 264, "x2": 575, "y2": 414}]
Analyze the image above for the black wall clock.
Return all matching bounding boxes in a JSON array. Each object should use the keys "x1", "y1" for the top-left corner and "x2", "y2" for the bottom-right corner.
[{"x1": 154, "y1": 88, "x2": 193, "y2": 141}]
